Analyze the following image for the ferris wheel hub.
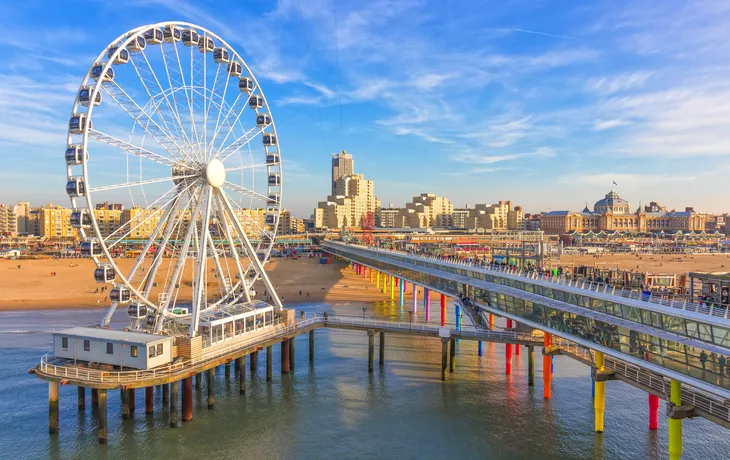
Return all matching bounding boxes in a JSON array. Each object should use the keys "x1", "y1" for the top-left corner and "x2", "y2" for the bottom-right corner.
[{"x1": 204, "y1": 158, "x2": 226, "y2": 188}]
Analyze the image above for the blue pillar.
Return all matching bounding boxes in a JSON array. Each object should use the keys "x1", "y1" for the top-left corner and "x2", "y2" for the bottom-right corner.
[
  {"x1": 478, "y1": 341, "x2": 483, "y2": 356},
  {"x1": 399, "y1": 278, "x2": 404, "y2": 307},
  {"x1": 455, "y1": 305, "x2": 461, "y2": 344},
  {"x1": 551, "y1": 356, "x2": 555, "y2": 373},
  {"x1": 424, "y1": 288, "x2": 429, "y2": 306},
  {"x1": 591, "y1": 378, "x2": 595, "y2": 399}
]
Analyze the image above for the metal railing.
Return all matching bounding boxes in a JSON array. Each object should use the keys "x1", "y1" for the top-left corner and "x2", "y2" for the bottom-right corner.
[
  {"x1": 328, "y1": 242, "x2": 730, "y2": 319},
  {"x1": 554, "y1": 337, "x2": 730, "y2": 424}
]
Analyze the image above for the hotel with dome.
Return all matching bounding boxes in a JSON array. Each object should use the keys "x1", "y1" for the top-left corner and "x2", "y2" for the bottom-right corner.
[{"x1": 541, "y1": 190, "x2": 708, "y2": 235}]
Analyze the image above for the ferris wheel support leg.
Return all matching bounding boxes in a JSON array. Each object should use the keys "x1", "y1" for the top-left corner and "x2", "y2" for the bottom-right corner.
[
  {"x1": 217, "y1": 189, "x2": 283, "y2": 310},
  {"x1": 190, "y1": 186, "x2": 213, "y2": 337},
  {"x1": 214, "y1": 197, "x2": 250, "y2": 303}
]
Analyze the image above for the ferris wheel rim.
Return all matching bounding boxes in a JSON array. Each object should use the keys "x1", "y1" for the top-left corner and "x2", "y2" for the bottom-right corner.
[{"x1": 66, "y1": 21, "x2": 284, "y2": 330}]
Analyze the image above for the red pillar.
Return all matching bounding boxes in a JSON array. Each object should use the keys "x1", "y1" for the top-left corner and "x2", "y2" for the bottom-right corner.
[
  {"x1": 649, "y1": 394, "x2": 659, "y2": 430},
  {"x1": 543, "y1": 333, "x2": 552, "y2": 399},
  {"x1": 440, "y1": 294, "x2": 446, "y2": 327},
  {"x1": 513, "y1": 320, "x2": 520, "y2": 356},
  {"x1": 505, "y1": 343, "x2": 513, "y2": 374},
  {"x1": 363, "y1": 267, "x2": 367, "y2": 278}
]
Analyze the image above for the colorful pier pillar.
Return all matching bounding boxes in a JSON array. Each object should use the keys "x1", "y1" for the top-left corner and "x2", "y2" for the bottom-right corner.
[
  {"x1": 412, "y1": 286, "x2": 418, "y2": 312},
  {"x1": 399, "y1": 278, "x2": 404, "y2": 307},
  {"x1": 543, "y1": 333, "x2": 552, "y2": 399},
  {"x1": 489, "y1": 313, "x2": 494, "y2": 330},
  {"x1": 594, "y1": 351, "x2": 605, "y2": 433},
  {"x1": 649, "y1": 394, "x2": 659, "y2": 430},
  {"x1": 376, "y1": 272, "x2": 380, "y2": 288},
  {"x1": 424, "y1": 288, "x2": 429, "y2": 306},
  {"x1": 478, "y1": 341, "x2": 483, "y2": 356},
  {"x1": 390, "y1": 276, "x2": 395, "y2": 300},
  {"x1": 505, "y1": 343, "x2": 513, "y2": 375},
  {"x1": 440, "y1": 294, "x2": 447, "y2": 327},
  {"x1": 668, "y1": 379, "x2": 683, "y2": 460}
]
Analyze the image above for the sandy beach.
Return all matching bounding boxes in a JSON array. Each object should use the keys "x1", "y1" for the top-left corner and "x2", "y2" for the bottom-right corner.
[{"x1": 0, "y1": 256, "x2": 397, "y2": 311}]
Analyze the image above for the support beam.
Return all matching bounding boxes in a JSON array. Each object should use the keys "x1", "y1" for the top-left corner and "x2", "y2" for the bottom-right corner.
[
  {"x1": 128, "y1": 388, "x2": 136, "y2": 415},
  {"x1": 449, "y1": 337, "x2": 456, "y2": 373},
  {"x1": 77, "y1": 386, "x2": 85, "y2": 411},
  {"x1": 441, "y1": 338, "x2": 449, "y2": 381},
  {"x1": 162, "y1": 383, "x2": 169, "y2": 405},
  {"x1": 668, "y1": 379, "x2": 683, "y2": 460},
  {"x1": 121, "y1": 388, "x2": 130, "y2": 419},
  {"x1": 207, "y1": 370, "x2": 215, "y2": 409},
  {"x1": 379, "y1": 332, "x2": 385, "y2": 366},
  {"x1": 368, "y1": 330, "x2": 375, "y2": 373},
  {"x1": 225, "y1": 361, "x2": 231, "y2": 378},
  {"x1": 145, "y1": 386, "x2": 154, "y2": 414},
  {"x1": 91, "y1": 388, "x2": 99, "y2": 407},
  {"x1": 594, "y1": 351, "x2": 605, "y2": 433},
  {"x1": 309, "y1": 330, "x2": 315, "y2": 362},
  {"x1": 543, "y1": 333, "x2": 552, "y2": 399},
  {"x1": 281, "y1": 339, "x2": 290, "y2": 374},
  {"x1": 170, "y1": 381, "x2": 179, "y2": 427},
  {"x1": 97, "y1": 389, "x2": 107, "y2": 444},
  {"x1": 266, "y1": 345, "x2": 273, "y2": 381},
  {"x1": 250, "y1": 351, "x2": 258, "y2": 372},
  {"x1": 289, "y1": 336, "x2": 295, "y2": 371},
  {"x1": 528, "y1": 346, "x2": 535, "y2": 386},
  {"x1": 195, "y1": 372, "x2": 202, "y2": 390},
  {"x1": 505, "y1": 343, "x2": 513, "y2": 375},
  {"x1": 238, "y1": 356, "x2": 246, "y2": 395},
  {"x1": 182, "y1": 377, "x2": 193, "y2": 421},
  {"x1": 49, "y1": 381, "x2": 59, "y2": 434}
]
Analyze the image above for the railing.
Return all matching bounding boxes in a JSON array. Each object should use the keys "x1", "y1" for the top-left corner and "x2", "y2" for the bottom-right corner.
[
  {"x1": 37, "y1": 315, "x2": 536, "y2": 384},
  {"x1": 554, "y1": 337, "x2": 730, "y2": 424},
  {"x1": 327, "y1": 242, "x2": 730, "y2": 319}
]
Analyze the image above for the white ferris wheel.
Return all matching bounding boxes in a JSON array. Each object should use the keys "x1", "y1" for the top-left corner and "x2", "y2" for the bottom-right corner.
[{"x1": 65, "y1": 21, "x2": 283, "y2": 337}]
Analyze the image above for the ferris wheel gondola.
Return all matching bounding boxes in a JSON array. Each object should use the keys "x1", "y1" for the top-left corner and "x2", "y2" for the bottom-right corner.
[{"x1": 65, "y1": 22, "x2": 283, "y2": 338}]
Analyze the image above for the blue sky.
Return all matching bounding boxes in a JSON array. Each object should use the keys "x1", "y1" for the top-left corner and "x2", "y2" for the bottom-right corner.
[{"x1": 1, "y1": 0, "x2": 729, "y2": 217}]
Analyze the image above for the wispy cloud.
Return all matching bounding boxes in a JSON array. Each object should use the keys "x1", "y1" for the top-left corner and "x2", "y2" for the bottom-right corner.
[{"x1": 512, "y1": 28, "x2": 582, "y2": 41}]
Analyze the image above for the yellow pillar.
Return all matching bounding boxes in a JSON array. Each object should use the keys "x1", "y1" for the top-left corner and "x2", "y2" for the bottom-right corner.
[
  {"x1": 594, "y1": 351, "x2": 605, "y2": 433},
  {"x1": 668, "y1": 379, "x2": 683, "y2": 460},
  {"x1": 376, "y1": 272, "x2": 380, "y2": 288},
  {"x1": 390, "y1": 275, "x2": 395, "y2": 300}
]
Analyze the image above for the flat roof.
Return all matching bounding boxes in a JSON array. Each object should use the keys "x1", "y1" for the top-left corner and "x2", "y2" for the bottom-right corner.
[{"x1": 53, "y1": 327, "x2": 171, "y2": 344}]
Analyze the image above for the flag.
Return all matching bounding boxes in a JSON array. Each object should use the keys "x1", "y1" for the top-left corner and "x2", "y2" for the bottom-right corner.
[{"x1": 612, "y1": 181, "x2": 617, "y2": 186}]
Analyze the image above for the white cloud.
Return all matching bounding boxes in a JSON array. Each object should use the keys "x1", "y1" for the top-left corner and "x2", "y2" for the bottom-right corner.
[
  {"x1": 592, "y1": 119, "x2": 629, "y2": 131},
  {"x1": 454, "y1": 147, "x2": 556, "y2": 164},
  {"x1": 588, "y1": 71, "x2": 652, "y2": 95}
]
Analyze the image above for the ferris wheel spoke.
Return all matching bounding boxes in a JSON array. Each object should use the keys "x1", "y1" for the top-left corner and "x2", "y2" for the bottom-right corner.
[
  {"x1": 91, "y1": 175, "x2": 196, "y2": 193},
  {"x1": 89, "y1": 129, "x2": 187, "y2": 170},
  {"x1": 131, "y1": 49, "x2": 197, "y2": 159},
  {"x1": 170, "y1": 40, "x2": 203, "y2": 158},
  {"x1": 225, "y1": 163, "x2": 270, "y2": 172},
  {"x1": 202, "y1": 62, "x2": 226, "y2": 162},
  {"x1": 206, "y1": 229, "x2": 228, "y2": 298},
  {"x1": 217, "y1": 126, "x2": 264, "y2": 162},
  {"x1": 101, "y1": 81, "x2": 191, "y2": 162},
  {"x1": 222, "y1": 181, "x2": 271, "y2": 205},
  {"x1": 207, "y1": 91, "x2": 241, "y2": 157},
  {"x1": 103, "y1": 184, "x2": 180, "y2": 248},
  {"x1": 191, "y1": 185, "x2": 214, "y2": 335},
  {"x1": 159, "y1": 42, "x2": 195, "y2": 156},
  {"x1": 217, "y1": 188, "x2": 283, "y2": 310}
]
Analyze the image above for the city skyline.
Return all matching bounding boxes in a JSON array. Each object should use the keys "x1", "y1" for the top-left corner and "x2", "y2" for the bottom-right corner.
[{"x1": 2, "y1": 1, "x2": 730, "y2": 216}]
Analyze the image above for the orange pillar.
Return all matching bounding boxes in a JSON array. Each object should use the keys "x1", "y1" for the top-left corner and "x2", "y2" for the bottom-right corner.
[
  {"x1": 543, "y1": 333, "x2": 552, "y2": 399},
  {"x1": 440, "y1": 294, "x2": 446, "y2": 327},
  {"x1": 489, "y1": 314, "x2": 494, "y2": 330}
]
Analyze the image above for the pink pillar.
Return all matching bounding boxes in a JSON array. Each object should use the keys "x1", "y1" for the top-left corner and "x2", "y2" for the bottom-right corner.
[
  {"x1": 649, "y1": 394, "x2": 659, "y2": 430},
  {"x1": 440, "y1": 294, "x2": 446, "y2": 327},
  {"x1": 412, "y1": 287, "x2": 418, "y2": 312},
  {"x1": 363, "y1": 266, "x2": 367, "y2": 278}
]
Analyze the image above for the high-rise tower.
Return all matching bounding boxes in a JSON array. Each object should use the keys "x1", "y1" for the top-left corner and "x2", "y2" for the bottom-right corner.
[{"x1": 331, "y1": 150, "x2": 354, "y2": 194}]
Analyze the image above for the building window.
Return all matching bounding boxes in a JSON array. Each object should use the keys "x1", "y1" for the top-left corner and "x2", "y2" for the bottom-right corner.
[
  {"x1": 61, "y1": 337, "x2": 68, "y2": 349},
  {"x1": 83, "y1": 340, "x2": 90, "y2": 351},
  {"x1": 106, "y1": 343, "x2": 113, "y2": 354},
  {"x1": 149, "y1": 345, "x2": 157, "y2": 358},
  {"x1": 157, "y1": 343, "x2": 163, "y2": 355},
  {"x1": 131, "y1": 346, "x2": 138, "y2": 358}
]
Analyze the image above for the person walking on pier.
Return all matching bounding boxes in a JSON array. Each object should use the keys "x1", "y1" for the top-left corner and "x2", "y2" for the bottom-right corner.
[
  {"x1": 719, "y1": 355, "x2": 727, "y2": 376},
  {"x1": 700, "y1": 351, "x2": 708, "y2": 371}
]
